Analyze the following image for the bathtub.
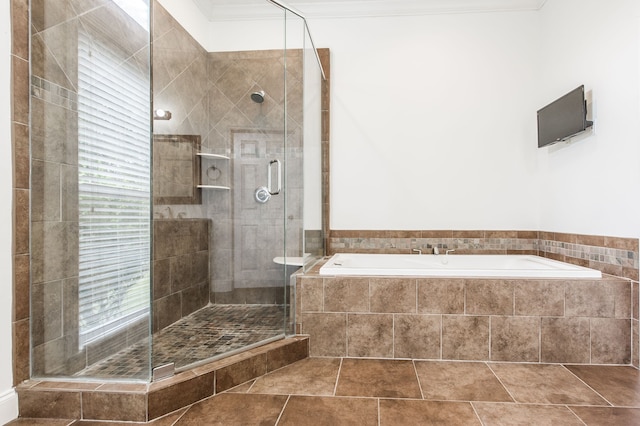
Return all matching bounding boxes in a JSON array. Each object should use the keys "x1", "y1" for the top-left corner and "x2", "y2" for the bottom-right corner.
[{"x1": 319, "y1": 253, "x2": 602, "y2": 278}]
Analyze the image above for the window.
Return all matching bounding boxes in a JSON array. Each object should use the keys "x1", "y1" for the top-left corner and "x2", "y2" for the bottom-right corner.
[{"x1": 77, "y1": 28, "x2": 151, "y2": 348}]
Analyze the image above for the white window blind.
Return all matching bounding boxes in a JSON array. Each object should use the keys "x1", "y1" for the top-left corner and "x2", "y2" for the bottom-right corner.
[{"x1": 77, "y1": 28, "x2": 151, "y2": 348}]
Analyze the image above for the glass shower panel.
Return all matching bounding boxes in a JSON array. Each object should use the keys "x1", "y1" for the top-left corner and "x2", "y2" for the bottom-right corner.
[
  {"x1": 30, "y1": 0, "x2": 152, "y2": 381},
  {"x1": 301, "y1": 22, "x2": 325, "y2": 272}
]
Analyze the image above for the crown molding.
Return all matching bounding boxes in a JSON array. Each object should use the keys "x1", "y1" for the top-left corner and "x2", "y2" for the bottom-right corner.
[{"x1": 193, "y1": 0, "x2": 547, "y2": 21}]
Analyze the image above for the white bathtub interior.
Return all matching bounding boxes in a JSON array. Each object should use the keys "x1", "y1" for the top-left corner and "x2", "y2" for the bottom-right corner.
[{"x1": 319, "y1": 253, "x2": 602, "y2": 278}]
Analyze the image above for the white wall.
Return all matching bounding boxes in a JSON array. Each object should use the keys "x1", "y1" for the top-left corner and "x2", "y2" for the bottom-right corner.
[
  {"x1": 158, "y1": 0, "x2": 211, "y2": 49},
  {"x1": 157, "y1": 1, "x2": 640, "y2": 237},
  {"x1": 205, "y1": 3, "x2": 640, "y2": 237},
  {"x1": 312, "y1": 12, "x2": 541, "y2": 230},
  {"x1": 0, "y1": 0, "x2": 17, "y2": 422},
  {"x1": 201, "y1": 11, "x2": 542, "y2": 231},
  {"x1": 537, "y1": 0, "x2": 640, "y2": 238}
]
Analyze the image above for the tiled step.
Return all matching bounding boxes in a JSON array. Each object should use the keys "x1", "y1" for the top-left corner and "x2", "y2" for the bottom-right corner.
[{"x1": 16, "y1": 336, "x2": 308, "y2": 422}]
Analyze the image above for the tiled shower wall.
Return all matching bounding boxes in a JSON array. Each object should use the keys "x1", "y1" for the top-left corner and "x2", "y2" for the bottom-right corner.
[
  {"x1": 152, "y1": 220, "x2": 210, "y2": 332},
  {"x1": 207, "y1": 50, "x2": 304, "y2": 304},
  {"x1": 153, "y1": 2, "x2": 309, "y2": 304},
  {"x1": 328, "y1": 230, "x2": 640, "y2": 367}
]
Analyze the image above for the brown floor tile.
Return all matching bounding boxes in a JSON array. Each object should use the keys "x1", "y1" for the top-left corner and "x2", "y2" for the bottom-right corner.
[
  {"x1": 279, "y1": 396, "x2": 378, "y2": 426},
  {"x1": 226, "y1": 380, "x2": 255, "y2": 393},
  {"x1": 565, "y1": 365, "x2": 640, "y2": 407},
  {"x1": 148, "y1": 409, "x2": 189, "y2": 425},
  {"x1": 415, "y1": 361, "x2": 513, "y2": 402},
  {"x1": 380, "y1": 399, "x2": 481, "y2": 425},
  {"x1": 6, "y1": 420, "x2": 74, "y2": 426},
  {"x1": 335, "y1": 358, "x2": 421, "y2": 398},
  {"x1": 489, "y1": 363, "x2": 609, "y2": 405},
  {"x1": 473, "y1": 402, "x2": 584, "y2": 425},
  {"x1": 249, "y1": 358, "x2": 340, "y2": 396},
  {"x1": 174, "y1": 393, "x2": 288, "y2": 425},
  {"x1": 569, "y1": 406, "x2": 640, "y2": 425},
  {"x1": 72, "y1": 422, "x2": 145, "y2": 426}
]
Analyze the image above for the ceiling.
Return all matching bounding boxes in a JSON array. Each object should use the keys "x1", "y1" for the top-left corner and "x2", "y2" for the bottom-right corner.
[{"x1": 192, "y1": 0, "x2": 548, "y2": 21}]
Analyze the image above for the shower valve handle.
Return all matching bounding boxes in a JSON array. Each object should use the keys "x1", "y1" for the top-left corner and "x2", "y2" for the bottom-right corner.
[{"x1": 268, "y1": 159, "x2": 281, "y2": 195}]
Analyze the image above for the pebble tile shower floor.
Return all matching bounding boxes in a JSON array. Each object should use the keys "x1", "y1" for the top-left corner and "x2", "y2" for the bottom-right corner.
[{"x1": 77, "y1": 304, "x2": 285, "y2": 378}]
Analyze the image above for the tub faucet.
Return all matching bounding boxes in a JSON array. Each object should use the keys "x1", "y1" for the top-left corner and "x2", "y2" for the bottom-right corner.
[
  {"x1": 446, "y1": 249, "x2": 456, "y2": 255},
  {"x1": 412, "y1": 248, "x2": 422, "y2": 255},
  {"x1": 433, "y1": 247, "x2": 439, "y2": 255}
]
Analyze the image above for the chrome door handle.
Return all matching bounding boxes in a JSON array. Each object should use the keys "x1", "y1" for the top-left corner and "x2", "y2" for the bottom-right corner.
[{"x1": 268, "y1": 159, "x2": 281, "y2": 195}]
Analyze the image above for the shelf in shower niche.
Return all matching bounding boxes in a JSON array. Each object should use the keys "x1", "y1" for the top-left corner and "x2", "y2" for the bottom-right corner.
[
  {"x1": 197, "y1": 185, "x2": 230, "y2": 190},
  {"x1": 197, "y1": 153, "x2": 230, "y2": 160}
]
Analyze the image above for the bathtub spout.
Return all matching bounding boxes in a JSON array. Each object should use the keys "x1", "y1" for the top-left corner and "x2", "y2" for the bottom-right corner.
[
  {"x1": 446, "y1": 249, "x2": 456, "y2": 255},
  {"x1": 412, "y1": 248, "x2": 422, "y2": 255}
]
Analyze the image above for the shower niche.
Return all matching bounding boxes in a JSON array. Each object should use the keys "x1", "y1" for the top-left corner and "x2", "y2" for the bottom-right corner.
[
  {"x1": 27, "y1": 0, "x2": 326, "y2": 384},
  {"x1": 197, "y1": 153, "x2": 231, "y2": 190},
  {"x1": 153, "y1": 134, "x2": 202, "y2": 205}
]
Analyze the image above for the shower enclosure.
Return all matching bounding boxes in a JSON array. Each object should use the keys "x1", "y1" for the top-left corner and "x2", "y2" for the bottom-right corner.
[{"x1": 29, "y1": 0, "x2": 325, "y2": 382}]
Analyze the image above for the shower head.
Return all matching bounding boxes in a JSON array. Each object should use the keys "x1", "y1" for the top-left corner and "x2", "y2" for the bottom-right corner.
[{"x1": 250, "y1": 90, "x2": 265, "y2": 104}]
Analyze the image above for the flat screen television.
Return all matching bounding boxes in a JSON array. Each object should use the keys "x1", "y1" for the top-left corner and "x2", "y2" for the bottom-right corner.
[{"x1": 537, "y1": 85, "x2": 593, "y2": 148}]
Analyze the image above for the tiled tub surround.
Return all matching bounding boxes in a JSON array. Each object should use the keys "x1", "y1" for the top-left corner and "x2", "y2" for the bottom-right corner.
[
  {"x1": 327, "y1": 230, "x2": 640, "y2": 367},
  {"x1": 296, "y1": 267, "x2": 631, "y2": 364},
  {"x1": 16, "y1": 337, "x2": 309, "y2": 422}
]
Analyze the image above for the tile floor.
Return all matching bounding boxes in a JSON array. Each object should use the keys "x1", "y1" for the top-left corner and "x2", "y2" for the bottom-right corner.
[
  {"x1": 10, "y1": 357, "x2": 640, "y2": 425},
  {"x1": 77, "y1": 304, "x2": 285, "y2": 378}
]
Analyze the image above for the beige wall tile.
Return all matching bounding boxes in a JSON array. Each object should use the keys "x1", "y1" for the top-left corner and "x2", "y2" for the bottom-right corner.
[
  {"x1": 634, "y1": 320, "x2": 639, "y2": 368},
  {"x1": 466, "y1": 280, "x2": 514, "y2": 316},
  {"x1": 370, "y1": 278, "x2": 416, "y2": 313},
  {"x1": 417, "y1": 279, "x2": 464, "y2": 314},
  {"x1": 491, "y1": 316, "x2": 539, "y2": 362},
  {"x1": 298, "y1": 277, "x2": 323, "y2": 312},
  {"x1": 442, "y1": 316, "x2": 489, "y2": 361},
  {"x1": 215, "y1": 356, "x2": 265, "y2": 394},
  {"x1": 149, "y1": 371, "x2": 215, "y2": 419},
  {"x1": 347, "y1": 314, "x2": 393, "y2": 358},
  {"x1": 324, "y1": 277, "x2": 369, "y2": 312},
  {"x1": 590, "y1": 318, "x2": 631, "y2": 364},
  {"x1": 17, "y1": 389, "x2": 81, "y2": 419},
  {"x1": 82, "y1": 391, "x2": 147, "y2": 422},
  {"x1": 302, "y1": 313, "x2": 346, "y2": 357},
  {"x1": 394, "y1": 314, "x2": 440, "y2": 359},
  {"x1": 565, "y1": 281, "x2": 617, "y2": 318},
  {"x1": 541, "y1": 317, "x2": 590, "y2": 363},
  {"x1": 514, "y1": 280, "x2": 564, "y2": 317}
]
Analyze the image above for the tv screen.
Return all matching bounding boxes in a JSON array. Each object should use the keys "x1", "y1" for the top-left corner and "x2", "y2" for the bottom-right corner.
[{"x1": 537, "y1": 85, "x2": 593, "y2": 148}]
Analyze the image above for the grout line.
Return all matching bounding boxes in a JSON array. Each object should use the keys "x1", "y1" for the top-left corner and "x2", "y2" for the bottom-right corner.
[
  {"x1": 273, "y1": 394, "x2": 291, "y2": 425},
  {"x1": 488, "y1": 316, "x2": 492, "y2": 361},
  {"x1": 469, "y1": 401, "x2": 487, "y2": 426},
  {"x1": 169, "y1": 405, "x2": 191, "y2": 426},
  {"x1": 560, "y1": 365, "x2": 615, "y2": 407},
  {"x1": 439, "y1": 314, "x2": 443, "y2": 360},
  {"x1": 485, "y1": 362, "x2": 518, "y2": 403},
  {"x1": 412, "y1": 359, "x2": 425, "y2": 400},
  {"x1": 333, "y1": 357, "x2": 343, "y2": 396},
  {"x1": 565, "y1": 405, "x2": 588, "y2": 426}
]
